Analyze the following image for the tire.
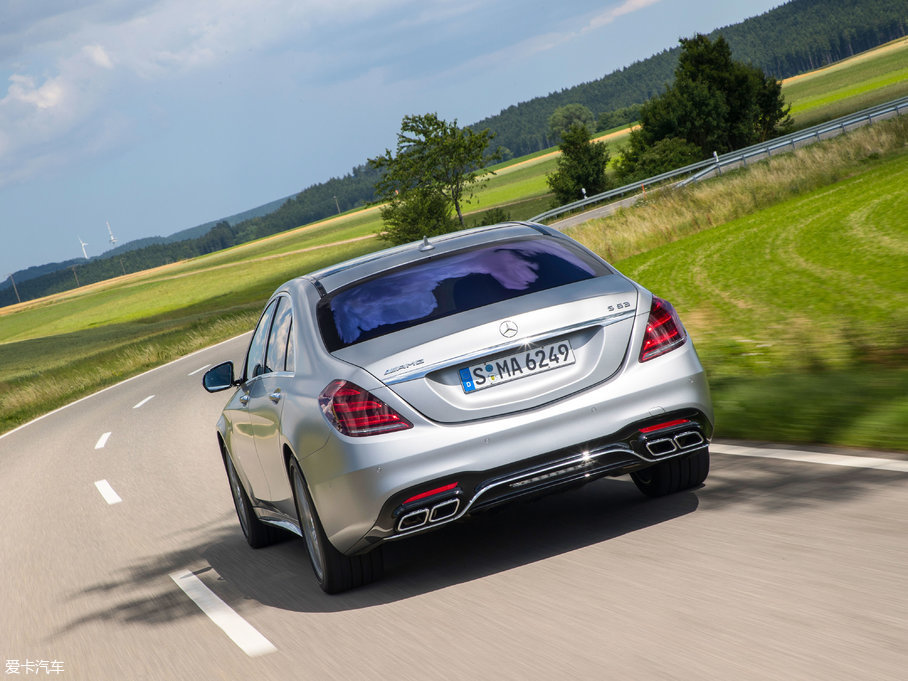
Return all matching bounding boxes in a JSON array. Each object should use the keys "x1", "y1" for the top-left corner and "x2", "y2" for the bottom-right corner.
[
  {"x1": 631, "y1": 448, "x2": 710, "y2": 498},
  {"x1": 289, "y1": 459, "x2": 383, "y2": 594},
  {"x1": 224, "y1": 452, "x2": 281, "y2": 548}
]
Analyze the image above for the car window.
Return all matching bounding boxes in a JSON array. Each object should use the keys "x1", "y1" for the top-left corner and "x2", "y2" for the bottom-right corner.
[
  {"x1": 285, "y1": 321, "x2": 295, "y2": 373},
  {"x1": 317, "y1": 237, "x2": 607, "y2": 351},
  {"x1": 244, "y1": 299, "x2": 278, "y2": 380},
  {"x1": 265, "y1": 296, "x2": 293, "y2": 373}
]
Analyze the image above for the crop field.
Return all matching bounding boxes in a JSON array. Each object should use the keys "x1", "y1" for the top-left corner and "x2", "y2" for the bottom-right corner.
[
  {"x1": 1, "y1": 41, "x2": 906, "y2": 444},
  {"x1": 783, "y1": 36, "x2": 908, "y2": 126}
]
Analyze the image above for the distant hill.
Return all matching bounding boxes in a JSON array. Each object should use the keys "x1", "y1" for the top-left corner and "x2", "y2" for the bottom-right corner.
[
  {"x1": 1, "y1": 195, "x2": 293, "y2": 295},
  {"x1": 102, "y1": 194, "x2": 292, "y2": 259}
]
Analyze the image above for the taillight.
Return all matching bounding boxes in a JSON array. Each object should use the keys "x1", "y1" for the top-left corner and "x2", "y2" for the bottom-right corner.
[
  {"x1": 639, "y1": 296, "x2": 687, "y2": 362},
  {"x1": 318, "y1": 380, "x2": 413, "y2": 436}
]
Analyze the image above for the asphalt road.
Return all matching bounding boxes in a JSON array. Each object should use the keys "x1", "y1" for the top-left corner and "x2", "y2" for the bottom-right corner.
[{"x1": 2, "y1": 334, "x2": 907, "y2": 680}]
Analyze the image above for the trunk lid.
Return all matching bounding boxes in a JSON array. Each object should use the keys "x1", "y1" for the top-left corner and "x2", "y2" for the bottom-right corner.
[{"x1": 331, "y1": 276, "x2": 639, "y2": 423}]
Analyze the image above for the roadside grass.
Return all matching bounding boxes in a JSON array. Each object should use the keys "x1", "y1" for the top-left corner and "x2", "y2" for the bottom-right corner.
[
  {"x1": 574, "y1": 121, "x2": 908, "y2": 450},
  {"x1": 709, "y1": 368, "x2": 908, "y2": 451}
]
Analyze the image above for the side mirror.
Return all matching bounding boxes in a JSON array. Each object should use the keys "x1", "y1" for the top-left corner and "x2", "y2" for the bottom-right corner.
[{"x1": 203, "y1": 361, "x2": 237, "y2": 392}]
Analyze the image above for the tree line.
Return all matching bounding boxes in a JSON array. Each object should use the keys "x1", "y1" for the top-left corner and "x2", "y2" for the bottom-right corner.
[{"x1": 0, "y1": 164, "x2": 382, "y2": 306}]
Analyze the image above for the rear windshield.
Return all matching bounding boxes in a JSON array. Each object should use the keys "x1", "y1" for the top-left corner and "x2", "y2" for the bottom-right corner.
[{"x1": 317, "y1": 237, "x2": 607, "y2": 351}]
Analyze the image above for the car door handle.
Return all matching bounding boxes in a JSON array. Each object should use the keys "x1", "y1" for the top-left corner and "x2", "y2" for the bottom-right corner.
[
  {"x1": 239, "y1": 393, "x2": 250, "y2": 406},
  {"x1": 269, "y1": 389, "x2": 282, "y2": 403}
]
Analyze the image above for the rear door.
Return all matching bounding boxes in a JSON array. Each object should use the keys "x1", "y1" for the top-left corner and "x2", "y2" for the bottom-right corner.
[
  {"x1": 229, "y1": 299, "x2": 278, "y2": 502},
  {"x1": 246, "y1": 294, "x2": 295, "y2": 512}
]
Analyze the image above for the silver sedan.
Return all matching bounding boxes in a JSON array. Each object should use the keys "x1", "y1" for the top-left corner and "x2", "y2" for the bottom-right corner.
[{"x1": 203, "y1": 222, "x2": 713, "y2": 593}]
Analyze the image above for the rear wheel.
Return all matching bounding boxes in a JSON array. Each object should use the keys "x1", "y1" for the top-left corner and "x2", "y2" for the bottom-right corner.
[
  {"x1": 224, "y1": 452, "x2": 281, "y2": 548},
  {"x1": 632, "y1": 448, "x2": 710, "y2": 497},
  {"x1": 289, "y1": 459, "x2": 383, "y2": 594}
]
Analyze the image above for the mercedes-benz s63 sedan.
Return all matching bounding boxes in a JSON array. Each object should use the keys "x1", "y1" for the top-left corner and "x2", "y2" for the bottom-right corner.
[{"x1": 203, "y1": 222, "x2": 713, "y2": 593}]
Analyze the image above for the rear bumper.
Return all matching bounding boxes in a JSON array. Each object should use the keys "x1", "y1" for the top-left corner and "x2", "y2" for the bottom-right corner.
[
  {"x1": 372, "y1": 411, "x2": 710, "y2": 548},
  {"x1": 300, "y1": 341, "x2": 713, "y2": 554}
]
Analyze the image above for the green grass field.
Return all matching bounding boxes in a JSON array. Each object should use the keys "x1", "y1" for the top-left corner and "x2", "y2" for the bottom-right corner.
[
  {"x1": 1, "y1": 40, "x2": 906, "y2": 446},
  {"x1": 601, "y1": 142, "x2": 908, "y2": 450}
]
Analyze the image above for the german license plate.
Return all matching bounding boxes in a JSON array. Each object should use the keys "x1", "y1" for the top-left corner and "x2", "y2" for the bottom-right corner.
[{"x1": 459, "y1": 340, "x2": 575, "y2": 393}]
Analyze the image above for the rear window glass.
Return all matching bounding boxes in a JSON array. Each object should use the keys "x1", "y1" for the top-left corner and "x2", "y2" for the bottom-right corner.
[{"x1": 317, "y1": 237, "x2": 606, "y2": 351}]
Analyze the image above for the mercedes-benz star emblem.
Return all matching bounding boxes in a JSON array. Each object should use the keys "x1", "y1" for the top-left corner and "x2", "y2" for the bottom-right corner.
[{"x1": 499, "y1": 320, "x2": 519, "y2": 338}]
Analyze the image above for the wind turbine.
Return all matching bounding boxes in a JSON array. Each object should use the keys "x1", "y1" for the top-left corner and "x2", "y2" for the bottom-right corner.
[
  {"x1": 106, "y1": 220, "x2": 117, "y2": 246},
  {"x1": 78, "y1": 237, "x2": 89, "y2": 260}
]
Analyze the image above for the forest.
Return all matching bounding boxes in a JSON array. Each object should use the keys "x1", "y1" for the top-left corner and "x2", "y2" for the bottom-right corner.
[
  {"x1": 1, "y1": 0, "x2": 904, "y2": 307},
  {"x1": 473, "y1": 0, "x2": 907, "y2": 157}
]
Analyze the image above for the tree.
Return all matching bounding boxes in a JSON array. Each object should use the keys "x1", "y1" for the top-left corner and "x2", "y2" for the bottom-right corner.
[
  {"x1": 548, "y1": 104, "x2": 595, "y2": 141},
  {"x1": 374, "y1": 188, "x2": 456, "y2": 245},
  {"x1": 546, "y1": 124, "x2": 611, "y2": 206},
  {"x1": 369, "y1": 113, "x2": 498, "y2": 244},
  {"x1": 617, "y1": 33, "x2": 792, "y2": 180},
  {"x1": 597, "y1": 104, "x2": 641, "y2": 132},
  {"x1": 615, "y1": 137, "x2": 702, "y2": 182}
]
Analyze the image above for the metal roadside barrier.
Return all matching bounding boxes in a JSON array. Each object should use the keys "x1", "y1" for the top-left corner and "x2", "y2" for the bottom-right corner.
[{"x1": 531, "y1": 96, "x2": 908, "y2": 225}]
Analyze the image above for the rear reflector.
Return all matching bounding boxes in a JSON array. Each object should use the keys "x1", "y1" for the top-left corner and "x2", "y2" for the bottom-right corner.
[
  {"x1": 640, "y1": 296, "x2": 687, "y2": 362},
  {"x1": 318, "y1": 380, "x2": 412, "y2": 436},
  {"x1": 639, "y1": 419, "x2": 691, "y2": 433},
  {"x1": 404, "y1": 482, "x2": 459, "y2": 505}
]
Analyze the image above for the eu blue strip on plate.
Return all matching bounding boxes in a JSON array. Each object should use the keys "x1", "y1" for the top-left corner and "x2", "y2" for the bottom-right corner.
[{"x1": 459, "y1": 367, "x2": 475, "y2": 393}]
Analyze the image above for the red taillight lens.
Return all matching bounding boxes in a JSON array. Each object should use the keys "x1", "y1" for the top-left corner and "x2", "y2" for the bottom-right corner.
[
  {"x1": 639, "y1": 296, "x2": 687, "y2": 362},
  {"x1": 318, "y1": 380, "x2": 413, "y2": 436}
]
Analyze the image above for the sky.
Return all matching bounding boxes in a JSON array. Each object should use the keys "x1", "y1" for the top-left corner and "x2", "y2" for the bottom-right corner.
[{"x1": 0, "y1": 0, "x2": 784, "y2": 278}]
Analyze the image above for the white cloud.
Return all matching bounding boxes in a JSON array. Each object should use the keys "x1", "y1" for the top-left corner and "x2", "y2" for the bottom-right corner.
[
  {"x1": 0, "y1": 0, "x2": 664, "y2": 188},
  {"x1": 5, "y1": 74, "x2": 64, "y2": 109},
  {"x1": 83, "y1": 43, "x2": 114, "y2": 69},
  {"x1": 585, "y1": 0, "x2": 664, "y2": 31}
]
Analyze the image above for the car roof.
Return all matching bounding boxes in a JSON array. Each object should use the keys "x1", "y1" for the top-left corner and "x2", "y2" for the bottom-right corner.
[{"x1": 302, "y1": 222, "x2": 560, "y2": 295}]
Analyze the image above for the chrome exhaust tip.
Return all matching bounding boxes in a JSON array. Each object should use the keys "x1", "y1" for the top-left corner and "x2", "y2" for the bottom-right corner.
[
  {"x1": 429, "y1": 498, "x2": 460, "y2": 523},
  {"x1": 398, "y1": 508, "x2": 429, "y2": 532},
  {"x1": 674, "y1": 431, "x2": 705, "y2": 449},
  {"x1": 646, "y1": 438, "x2": 678, "y2": 457}
]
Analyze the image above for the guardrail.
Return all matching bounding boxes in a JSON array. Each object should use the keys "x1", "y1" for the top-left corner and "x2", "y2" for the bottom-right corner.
[{"x1": 531, "y1": 96, "x2": 908, "y2": 224}]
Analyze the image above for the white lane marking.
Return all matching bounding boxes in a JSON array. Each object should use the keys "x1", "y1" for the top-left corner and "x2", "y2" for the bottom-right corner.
[
  {"x1": 94, "y1": 480, "x2": 122, "y2": 504},
  {"x1": 95, "y1": 432, "x2": 112, "y2": 449},
  {"x1": 712, "y1": 443, "x2": 908, "y2": 473},
  {"x1": 188, "y1": 364, "x2": 211, "y2": 376},
  {"x1": 133, "y1": 395, "x2": 155, "y2": 409},
  {"x1": 170, "y1": 570, "x2": 277, "y2": 657},
  {"x1": 0, "y1": 331, "x2": 251, "y2": 442}
]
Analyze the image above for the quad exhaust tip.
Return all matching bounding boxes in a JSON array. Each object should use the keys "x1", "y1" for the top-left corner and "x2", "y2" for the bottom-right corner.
[
  {"x1": 397, "y1": 498, "x2": 461, "y2": 533},
  {"x1": 645, "y1": 430, "x2": 705, "y2": 457}
]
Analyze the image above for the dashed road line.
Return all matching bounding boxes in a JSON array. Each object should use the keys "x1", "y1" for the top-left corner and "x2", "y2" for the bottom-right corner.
[
  {"x1": 94, "y1": 480, "x2": 122, "y2": 504},
  {"x1": 94, "y1": 432, "x2": 112, "y2": 449},
  {"x1": 133, "y1": 395, "x2": 155, "y2": 409},
  {"x1": 170, "y1": 570, "x2": 277, "y2": 657},
  {"x1": 188, "y1": 364, "x2": 211, "y2": 376},
  {"x1": 712, "y1": 443, "x2": 908, "y2": 473}
]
